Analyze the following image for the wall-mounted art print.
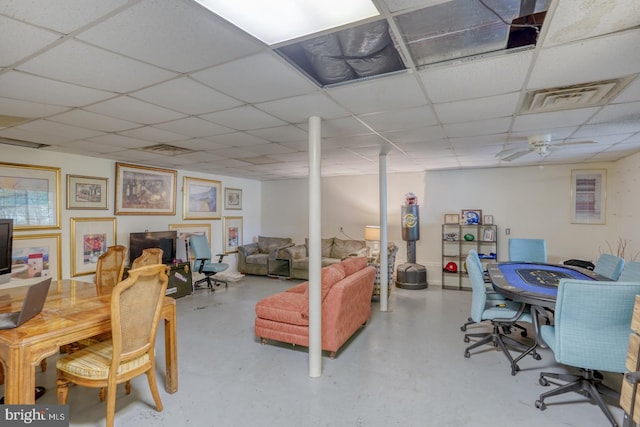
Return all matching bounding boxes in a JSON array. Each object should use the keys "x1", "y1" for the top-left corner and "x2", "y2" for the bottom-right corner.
[
  {"x1": 70, "y1": 217, "x2": 117, "y2": 277},
  {"x1": 571, "y1": 169, "x2": 606, "y2": 224},
  {"x1": 11, "y1": 233, "x2": 61, "y2": 281},
  {"x1": 67, "y1": 174, "x2": 108, "y2": 210},
  {"x1": 169, "y1": 223, "x2": 212, "y2": 262},
  {"x1": 183, "y1": 177, "x2": 221, "y2": 220},
  {"x1": 461, "y1": 209, "x2": 482, "y2": 225},
  {"x1": 223, "y1": 216, "x2": 242, "y2": 254},
  {"x1": 115, "y1": 163, "x2": 176, "y2": 215},
  {"x1": 224, "y1": 188, "x2": 242, "y2": 210},
  {"x1": 0, "y1": 162, "x2": 60, "y2": 230}
]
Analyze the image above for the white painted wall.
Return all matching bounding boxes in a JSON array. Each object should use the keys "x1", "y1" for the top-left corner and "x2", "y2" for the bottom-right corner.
[
  {"x1": 1, "y1": 145, "x2": 262, "y2": 279},
  {"x1": 263, "y1": 157, "x2": 640, "y2": 286}
]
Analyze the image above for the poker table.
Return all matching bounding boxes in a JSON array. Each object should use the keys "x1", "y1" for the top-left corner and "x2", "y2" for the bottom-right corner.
[{"x1": 487, "y1": 262, "x2": 609, "y2": 309}]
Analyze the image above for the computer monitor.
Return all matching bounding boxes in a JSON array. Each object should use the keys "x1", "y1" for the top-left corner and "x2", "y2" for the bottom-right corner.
[{"x1": 0, "y1": 219, "x2": 14, "y2": 285}]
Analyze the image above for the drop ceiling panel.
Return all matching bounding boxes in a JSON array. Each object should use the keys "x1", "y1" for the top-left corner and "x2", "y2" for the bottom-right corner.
[
  {"x1": 18, "y1": 119, "x2": 105, "y2": 140},
  {"x1": 614, "y1": 77, "x2": 640, "y2": 103},
  {"x1": 205, "y1": 132, "x2": 270, "y2": 147},
  {"x1": 201, "y1": 105, "x2": 286, "y2": 131},
  {"x1": 420, "y1": 50, "x2": 534, "y2": 103},
  {"x1": 327, "y1": 74, "x2": 428, "y2": 115},
  {"x1": 48, "y1": 109, "x2": 139, "y2": 132},
  {"x1": 119, "y1": 126, "x2": 188, "y2": 143},
  {"x1": 0, "y1": 127, "x2": 75, "y2": 145},
  {"x1": 298, "y1": 117, "x2": 373, "y2": 138},
  {"x1": 256, "y1": 93, "x2": 350, "y2": 124},
  {"x1": 529, "y1": 29, "x2": 640, "y2": 89},
  {"x1": 0, "y1": 16, "x2": 60, "y2": 66},
  {"x1": 359, "y1": 106, "x2": 438, "y2": 132},
  {"x1": 131, "y1": 77, "x2": 243, "y2": 116},
  {"x1": 85, "y1": 96, "x2": 186, "y2": 124},
  {"x1": 169, "y1": 138, "x2": 229, "y2": 152},
  {"x1": 443, "y1": 117, "x2": 512, "y2": 138},
  {"x1": 588, "y1": 101, "x2": 640, "y2": 126},
  {"x1": 382, "y1": 125, "x2": 446, "y2": 143},
  {"x1": 434, "y1": 92, "x2": 520, "y2": 124},
  {"x1": 512, "y1": 107, "x2": 600, "y2": 132},
  {"x1": 0, "y1": 97, "x2": 69, "y2": 118},
  {"x1": 154, "y1": 117, "x2": 233, "y2": 138},
  {"x1": 0, "y1": 71, "x2": 114, "y2": 107},
  {"x1": 87, "y1": 134, "x2": 157, "y2": 149},
  {"x1": 192, "y1": 53, "x2": 317, "y2": 104},
  {"x1": 76, "y1": 0, "x2": 264, "y2": 73},
  {"x1": 247, "y1": 125, "x2": 309, "y2": 143}
]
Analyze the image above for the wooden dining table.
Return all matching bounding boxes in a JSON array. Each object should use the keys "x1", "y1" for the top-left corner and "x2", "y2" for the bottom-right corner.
[{"x1": 0, "y1": 278, "x2": 178, "y2": 404}]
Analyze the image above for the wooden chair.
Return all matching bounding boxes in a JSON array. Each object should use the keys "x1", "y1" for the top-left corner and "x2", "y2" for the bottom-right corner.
[
  {"x1": 56, "y1": 264, "x2": 168, "y2": 427},
  {"x1": 96, "y1": 245, "x2": 127, "y2": 288},
  {"x1": 131, "y1": 248, "x2": 163, "y2": 270}
]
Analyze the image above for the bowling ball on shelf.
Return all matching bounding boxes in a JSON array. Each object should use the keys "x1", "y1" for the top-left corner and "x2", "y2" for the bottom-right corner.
[
  {"x1": 464, "y1": 234, "x2": 475, "y2": 241},
  {"x1": 445, "y1": 262, "x2": 458, "y2": 273}
]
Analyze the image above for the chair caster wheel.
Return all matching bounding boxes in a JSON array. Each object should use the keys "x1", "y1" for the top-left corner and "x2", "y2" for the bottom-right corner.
[
  {"x1": 520, "y1": 331, "x2": 528, "y2": 337},
  {"x1": 511, "y1": 365, "x2": 519, "y2": 376},
  {"x1": 464, "y1": 351, "x2": 470, "y2": 358},
  {"x1": 463, "y1": 336, "x2": 470, "y2": 343},
  {"x1": 533, "y1": 353, "x2": 542, "y2": 360},
  {"x1": 460, "y1": 325, "x2": 466, "y2": 331},
  {"x1": 535, "y1": 400, "x2": 545, "y2": 410},
  {"x1": 539, "y1": 377, "x2": 549, "y2": 386}
]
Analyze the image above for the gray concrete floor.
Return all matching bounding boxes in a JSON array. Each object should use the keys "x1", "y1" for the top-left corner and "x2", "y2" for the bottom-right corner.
[{"x1": 8, "y1": 275, "x2": 626, "y2": 426}]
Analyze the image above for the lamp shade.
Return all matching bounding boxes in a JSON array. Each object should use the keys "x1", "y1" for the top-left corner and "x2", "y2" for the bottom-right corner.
[{"x1": 365, "y1": 225, "x2": 380, "y2": 241}]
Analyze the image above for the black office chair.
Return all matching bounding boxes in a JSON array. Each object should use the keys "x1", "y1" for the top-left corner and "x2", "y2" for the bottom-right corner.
[{"x1": 188, "y1": 234, "x2": 229, "y2": 291}]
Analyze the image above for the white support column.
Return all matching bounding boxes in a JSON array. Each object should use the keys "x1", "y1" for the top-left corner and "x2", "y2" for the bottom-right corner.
[
  {"x1": 308, "y1": 116, "x2": 322, "y2": 377},
  {"x1": 379, "y1": 153, "x2": 389, "y2": 311}
]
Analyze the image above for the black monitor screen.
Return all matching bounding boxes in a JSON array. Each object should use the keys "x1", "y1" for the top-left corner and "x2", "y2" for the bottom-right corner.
[
  {"x1": 0, "y1": 219, "x2": 13, "y2": 277},
  {"x1": 129, "y1": 230, "x2": 176, "y2": 265}
]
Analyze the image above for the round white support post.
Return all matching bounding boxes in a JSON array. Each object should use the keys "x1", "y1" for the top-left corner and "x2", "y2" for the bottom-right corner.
[
  {"x1": 379, "y1": 153, "x2": 389, "y2": 311},
  {"x1": 308, "y1": 116, "x2": 322, "y2": 377}
]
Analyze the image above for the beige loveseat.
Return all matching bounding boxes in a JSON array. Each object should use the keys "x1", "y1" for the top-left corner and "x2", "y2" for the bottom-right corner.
[
  {"x1": 237, "y1": 236, "x2": 293, "y2": 276},
  {"x1": 283, "y1": 237, "x2": 368, "y2": 280}
]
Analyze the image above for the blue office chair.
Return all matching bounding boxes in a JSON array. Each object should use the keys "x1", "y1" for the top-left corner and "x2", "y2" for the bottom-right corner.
[
  {"x1": 463, "y1": 252, "x2": 539, "y2": 375},
  {"x1": 508, "y1": 238, "x2": 547, "y2": 263},
  {"x1": 594, "y1": 253, "x2": 625, "y2": 280},
  {"x1": 189, "y1": 234, "x2": 229, "y2": 291},
  {"x1": 618, "y1": 260, "x2": 640, "y2": 282},
  {"x1": 535, "y1": 279, "x2": 640, "y2": 426}
]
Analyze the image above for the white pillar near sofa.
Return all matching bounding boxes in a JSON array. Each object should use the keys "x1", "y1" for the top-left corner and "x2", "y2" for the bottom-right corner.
[
  {"x1": 379, "y1": 152, "x2": 389, "y2": 310},
  {"x1": 308, "y1": 115, "x2": 323, "y2": 377}
]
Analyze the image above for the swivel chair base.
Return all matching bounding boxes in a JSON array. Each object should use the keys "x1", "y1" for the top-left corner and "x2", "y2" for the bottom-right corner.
[{"x1": 193, "y1": 275, "x2": 228, "y2": 292}]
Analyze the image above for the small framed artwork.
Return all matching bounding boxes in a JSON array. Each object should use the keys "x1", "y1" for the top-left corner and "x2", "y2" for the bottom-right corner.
[
  {"x1": 444, "y1": 214, "x2": 459, "y2": 224},
  {"x1": 11, "y1": 233, "x2": 62, "y2": 281},
  {"x1": 115, "y1": 163, "x2": 177, "y2": 215},
  {"x1": 461, "y1": 209, "x2": 482, "y2": 225},
  {"x1": 224, "y1": 188, "x2": 242, "y2": 210},
  {"x1": 169, "y1": 223, "x2": 212, "y2": 262},
  {"x1": 571, "y1": 169, "x2": 606, "y2": 224},
  {"x1": 70, "y1": 217, "x2": 117, "y2": 277},
  {"x1": 223, "y1": 216, "x2": 242, "y2": 254},
  {"x1": 483, "y1": 215, "x2": 493, "y2": 225},
  {"x1": 67, "y1": 174, "x2": 109, "y2": 210},
  {"x1": 183, "y1": 177, "x2": 222, "y2": 220},
  {"x1": 0, "y1": 162, "x2": 61, "y2": 230},
  {"x1": 482, "y1": 228, "x2": 496, "y2": 242}
]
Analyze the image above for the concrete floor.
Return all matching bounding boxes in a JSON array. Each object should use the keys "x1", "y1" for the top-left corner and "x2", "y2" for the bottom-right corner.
[{"x1": 6, "y1": 275, "x2": 626, "y2": 426}]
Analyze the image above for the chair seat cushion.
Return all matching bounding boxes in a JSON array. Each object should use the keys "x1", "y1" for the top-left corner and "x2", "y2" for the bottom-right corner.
[
  {"x1": 245, "y1": 254, "x2": 269, "y2": 265},
  {"x1": 255, "y1": 292, "x2": 309, "y2": 326},
  {"x1": 56, "y1": 340, "x2": 150, "y2": 379},
  {"x1": 201, "y1": 262, "x2": 229, "y2": 273}
]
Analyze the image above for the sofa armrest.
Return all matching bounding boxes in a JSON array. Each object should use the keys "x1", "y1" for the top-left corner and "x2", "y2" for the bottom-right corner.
[
  {"x1": 269, "y1": 242, "x2": 295, "y2": 260},
  {"x1": 238, "y1": 243, "x2": 258, "y2": 257},
  {"x1": 284, "y1": 244, "x2": 307, "y2": 261}
]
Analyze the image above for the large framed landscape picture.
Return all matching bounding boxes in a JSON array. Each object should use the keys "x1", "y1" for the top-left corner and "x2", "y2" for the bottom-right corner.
[{"x1": 183, "y1": 177, "x2": 221, "y2": 220}]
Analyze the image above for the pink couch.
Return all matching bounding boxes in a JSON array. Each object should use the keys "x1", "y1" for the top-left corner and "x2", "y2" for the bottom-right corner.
[{"x1": 255, "y1": 257, "x2": 375, "y2": 357}]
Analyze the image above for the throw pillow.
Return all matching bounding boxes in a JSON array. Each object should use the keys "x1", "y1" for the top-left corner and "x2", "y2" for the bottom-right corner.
[
  {"x1": 341, "y1": 256, "x2": 367, "y2": 276},
  {"x1": 331, "y1": 238, "x2": 366, "y2": 259}
]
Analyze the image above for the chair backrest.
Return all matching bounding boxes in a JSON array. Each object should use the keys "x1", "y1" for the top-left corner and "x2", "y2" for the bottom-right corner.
[
  {"x1": 189, "y1": 234, "x2": 212, "y2": 269},
  {"x1": 110, "y1": 264, "x2": 168, "y2": 368},
  {"x1": 551, "y1": 279, "x2": 640, "y2": 372},
  {"x1": 466, "y1": 252, "x2": 488, "y2": 323},
  {"x1": 594, "y1": 253, "x2": 625, "y2": 280},
  {"x1": 619, "y1": 260, "x2": 640, "y2": 282},
  {"x1": 508, "y1": 238, "x2": 547, "y2": 263},
  {"x1": 467, "y1": 249, "x2": 483, "y2": 272},
  {"x1": 131, "y1": 248, "x2": 164, "y2": 270},
  {"x1": 96, "y1": 245, "x2": 127, "y2": 288}
]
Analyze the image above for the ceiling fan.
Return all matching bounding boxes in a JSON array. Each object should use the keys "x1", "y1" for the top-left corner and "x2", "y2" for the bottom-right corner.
[{"x1": 496, "y1": 134, "x2": 597, "y2": 161}]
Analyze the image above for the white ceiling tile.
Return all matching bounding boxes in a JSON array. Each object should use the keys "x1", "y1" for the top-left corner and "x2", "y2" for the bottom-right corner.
[
  {"x1": 420, "y1": 50, "x2": 534, "y2": 103},
  {"x1": 241, "y1": 143, "x2": 296, "y2": 156},
  {"x1": 169, "y1": 138, "x2": 230, "y2": 151},
  {"x1": 614, "y1": 76, "x2": 640, "y2": 103},
  {"x1": 18, "y1": 40, "x2": 177, "y2": 92},
  {"x1": 119, "y1": 126, "x2": 187, "y2": 143},
  {"x1": 588, "y1": 101, "x2": 640, "y2": 126},
  {"x1": 542, "y1": 0, "x2": 640, "y2": 47},
  {"x1": 76, "y1": 0, "x2": 264, "y2": 73},
  {"x1": 0, "y1": 15, "x2": 60, "y2": 67},
  {"x1": 434, "y1": 92, "x2": 520, "y2": 124},
  {"x1": 257, "y1": 93, "x2": 350, "y2": 124},
  {"x1": 87, "y1": 134, "x2": 154, "y2": 149},
  {"x1": 358, "y1": 106, "x2": 438, "y2": 132},
  {"x1": 327, "y1": 73, "x2": 428, "y2": 115},
  {"x1": 323, "y1": 134, "x2": 386, "y2": 148},
  {"x1": 298, "y1": 117, "x2": 373, "y2": 138},
  {"x1": 529, "y1": 29, "x2": 640, "y2": 89},
  {"x1": 512, "y1": 107, "x2": 600, "y2": 132},
  {"x1": 192, "y1": 52, "x2": 317, "y2": 103},
  {"x1": 17, "y1": 119, "x2": 105, "y2": 140},
  {"x1": 247, "y1": 125, "x2": 309, "y2": 143},
  {"x1": 201, "y1": 105, "x2": 286, "y2": 131},
  {"x1": 0, "y1": 71, "x2": 115, "y2": 107},
  {"x1": 154, "y1": 117, "x2": 234, "y2": 138},
  {"x1": 383, "y1": 0, "x2": 448, "y2": 13},
  {"x1": 48, "y1": 109, "x2": 139, "y2": 132},
  {"x1": 0, "y1": 97, "x2": 69, "y2": 118},
  {"x1": 381, "y1": 125, "x2": 446, "y2": 143},
  {"x1": 205, "y1": 132, "x2": 270, "y2": 147},
  {"x1": 0, "y1": 127, "x2": 75, "y2": 145},
  {"x1": 85, "y1": 96, "x2": 186, "y2": 124},
  {"x1": 443, "y1": 117, "x2": 512, "y2": 138},
  {"x1": 131, "y1": 77, "x2": 243, "y2": 115}
]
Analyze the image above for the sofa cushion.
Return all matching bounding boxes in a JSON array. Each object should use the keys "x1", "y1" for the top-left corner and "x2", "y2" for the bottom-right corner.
[
  {"x1": 245, "y1": 253, "x2": 268, "y2": 265},
  {"x1": 255, "y1": 292, "x2": 309, "y2": 326},
  {"x1": 258, "y1": 236, "x2": 292, "y2": 254},
  {"x1": 331, "y1": 238, "x2": 366, "y2": 259},
  {"x1": 301, "y1": 263, "x2": 346, "y2": 317},
  {"x1": 341, "y1": 256, "x2": 368, "y2": 276},
  {"x1": 305, "y1": 238, "x2": 334, "y2": 258}
]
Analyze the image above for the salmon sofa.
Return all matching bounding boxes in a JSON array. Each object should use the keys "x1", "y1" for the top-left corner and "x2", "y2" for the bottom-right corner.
[{"x1": 255, "y1": 257, "x2": 375, "y2": 357}]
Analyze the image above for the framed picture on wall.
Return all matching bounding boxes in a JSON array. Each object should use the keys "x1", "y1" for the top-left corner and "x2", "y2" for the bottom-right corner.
[
  {"x1": 223, "y1": 216, "x2": 242, "y2": 254},
  {"x1": 11, "y1": 233, "x2": 62, "y2": 281},
  {"x1": 115, "y1": 163, "x2": 177, "y2": 215},
  {"x1": 444, "y1": 214, "x2": 459, "y2": 224},
  {"x1": 483, "y1": 215, "x2": 493, "y2": 225},
  {"x1": 224, "y1": 188, "x2": 242, "y2": 210},
  {"x1": 461, "y1": 209, "x2": 482, "y2": 225},
  {"x1": 571, "y1": 169, "x2": 606, "y2": 224},
  {"x1": 183, "y1": 177, "x2": 222, "y2": 220},
  {"x1": 70, "y1": 217, "x2": 117, "y2": 277},
  {"x1": 169, "y1": 223, "x2": 212, "y2": 262},
  {"x1": 67, "y1": 174, "x2": 109, "y2": 210}
]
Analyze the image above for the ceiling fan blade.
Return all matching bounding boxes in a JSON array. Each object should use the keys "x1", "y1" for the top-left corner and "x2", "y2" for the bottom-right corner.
[
  {"x1": 496, "y1": 146, "x2": 530, "y2": 158},
  {"x1": 551, "y1": 140, "x2": 597, "y2": 147},
  {"x1": 501, "y1": 150, "x2": 532, "y2": 161}
]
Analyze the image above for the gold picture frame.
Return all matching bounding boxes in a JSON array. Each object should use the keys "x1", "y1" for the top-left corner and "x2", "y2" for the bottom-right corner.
[
  {"x1": 223, "y1": 216, "x2": 242, "y2": 254},
  {"x1": 169, "y1": 223, "x2": 212, "y2": 262},
  {"x1": 224, "y1": 188, "x2": 242, "y2": 210},
  {"x1": 70, "y1": 217, "x2": 117, "y2": 277},
  {"x1": 183, "y1": 176, "x2": 221, "y2": 220},
  {"x1": 0, "y1": 162, "x2": 61, "y2": 230},
  {"x1": 115, "y1": 163, "x2": 177, "y2": 215},
  {"x1": 67, "y1": 174, "x2": 109, "y2": 210},
  {"x1": 11, "y1": 233, "x2": 62, "y2": 281}
]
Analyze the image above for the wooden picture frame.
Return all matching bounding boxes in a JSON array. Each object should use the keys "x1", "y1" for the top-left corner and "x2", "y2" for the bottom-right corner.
[
  {"x1": 461, "y1": 209, "x2": 482, "y2": 225},
  {"x1": 67, "y1": 174, "x2": 109, "y2": 210},
  {"x1": 483, "y1": 215, "x2": 493, "y2": 225},
  {"x1": 224, "y1": 188, "x2": 242, "y2": 210},
  {"x1": 571, "y1": 169, "x2": 606, "y2": 224},
  {"x1": 0, "y1": 162, "x2": 60, "y2": 230},
  {"x1": 183, "y1": 177, "x2": 222, "y2": 220},
  {"x1": 482, "y1": 228, "x2": 495, "y2": 242},
  {"x1": 70, "y1": 217, "x2": 117, "y2": 277},
  {"x1": 11, "y1": 233, "x2": 62, "y2": 282},
  {"x1": 444, "y1": 214, "x2": 459, "y2": 224},
  {"x1": 115, "y1": 163, "x2": 176, "y2": 215},
  {"x1": 169, "y1": 223, "x2": 212, "y2": 263},
  {"x1": 223, "y1": 216, "x2": 242, "y2": 254}
]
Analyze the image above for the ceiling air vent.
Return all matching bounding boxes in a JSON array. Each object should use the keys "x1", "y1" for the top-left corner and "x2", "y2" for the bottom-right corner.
[
  {"x1": 520, "y1": 76, "x2": 635, "y2": 114},
  {"x1": 141, "y1": 144, "x2": 192, "y2": 156}
]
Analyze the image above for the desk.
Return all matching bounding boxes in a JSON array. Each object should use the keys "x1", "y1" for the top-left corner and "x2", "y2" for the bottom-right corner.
[
  {"x1": 488, "y1": 262, "x2": 607, "y2": 373},
  {"x1": 0, "y1": 279, "x2": 178, "y2": 404}
]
